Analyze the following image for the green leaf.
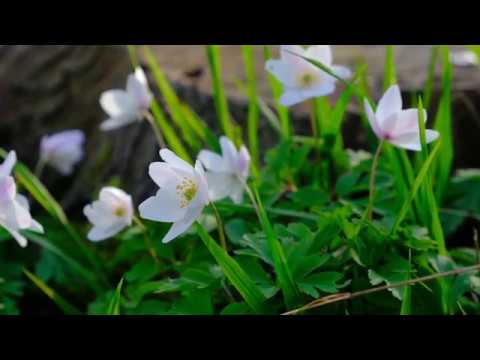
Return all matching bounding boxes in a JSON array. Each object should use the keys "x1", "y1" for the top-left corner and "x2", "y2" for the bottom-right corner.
[
  {"x1": 196, "y1": 223, "x2": 266, "y2": 313},
  {"x1": 23, "y1": 269, "x2": 81, "y2": 315},
  {"x1": 253, "y1": 188, "x2": 300, "y2": 308},
  {"x1": 391, "y1": 141, "x2": 442, "y2": 234},
  {"x1": 107, "y1": 278, "x2": 124, "y2": 315},
  {"x1": 299, "y1": 272, "x2": 346, "y2": 298},
  {"x1": 206, "y1": 45, "x2": 237, "y2": 141}
]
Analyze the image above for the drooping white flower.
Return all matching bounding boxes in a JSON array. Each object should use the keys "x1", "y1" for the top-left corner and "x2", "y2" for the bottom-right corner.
[
  {"x1": 99, "y1": 67, "x2": 153, "y2": 131},
  {"x1": 198, "y1": 136, "x2": 250, "y2": 204},
  {"x1": 364, "y1": 85, "x2": 440, "y2": 151},
  {"x1": 139, "y1": 149, "x2": 209, "y2": 244},
  {"x1": 83, "y1": 187, "x2": 133, "y2": 242},
  {"x1": 265, "y1": 45, "x2": 351, "y2": 107},
  {"x1": 40, "y1": 130, "x2": 85, "y2": 175},
  {"x1": 450, "y1": 50, "x2": 479, "y2": 67},
  {"x1": 0, "y1": 151, "x2": 44, "y2": 247}
]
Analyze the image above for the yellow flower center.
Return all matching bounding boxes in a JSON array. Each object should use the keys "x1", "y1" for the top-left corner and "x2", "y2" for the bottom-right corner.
[
  {"x1": 176, "y1": 177, "x2": 198, "y2": 208},
  {"x1": 114, "y1": 207, "x2": 127, "y2": 217},
  {"x1": 297, "y1": 71, "x2": 318, "y2": 88}
]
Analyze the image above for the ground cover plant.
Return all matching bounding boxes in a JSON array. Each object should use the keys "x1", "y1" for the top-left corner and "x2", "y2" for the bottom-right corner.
[{"x1": 1, "y1": 45, "x2": 480, "y2": 315}]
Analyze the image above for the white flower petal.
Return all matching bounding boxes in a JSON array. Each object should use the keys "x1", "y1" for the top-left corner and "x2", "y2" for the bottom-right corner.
[
  {"x1": 265, "y1": 59, "x2": 295, "y2": 87},
  {"x1": 389, "y1": 132, "x2": 422, "y2": 151},
  {"x1": 162, "y1": 206, "x2": 203, "y2": 244},
  {"x1": 0, "y1": 176, "x2": 16, "y2": 203},
  {"x1": 229, "y1": 182, "x2": 245, "y2": 204},
  {"x1": 4, "y1": 226, "x2": 28, "y2": 248},
  {"x1": 376, "y1": 85, "x2": 403, "y2": 125},
  {"x1": 237, "y1": 146, "x2": 251, "y2": 178},
  {"x1": 100, "y1": 90, "x2": 137, "y2": 117},
  {"x1": 280, "y1": 90, "x2": 307, "y2": 107},
  {"x1": 100, "y1": 114, "x2": 138, "y2": 131},
  {"x1": 126, "y1": 68, "x2": 152, "y2": 110},
  {"x1": 205, "y1": 172, "x2": 236, "y2": 202},
  {"x1": 84, "y1": 201, "x2": 117, "y2": 228},
  {"x1": 280, "y1": 45, "x2": 306, "y2": 64},
  {"x1": 198, "y1": 150, "x2": 228, "y2": 172},
  {"x1": 149, "y1": 162, "x2": 180, "y2": 188},
  {"x1": 302, "y1": 80, "x2": 336, "y2": 99},
  {"x1": 305, "y1": 45, "x2": 332, "y2": 67},
  {"x1": 0, "y1": 151, "x2": 17, "y2": 178},
  {"x1": 393, "y1": 109, "x2": 428, "y2": 136},
  {"x1": 219, "y1": 137, "x2": 238, "y2": 173},
  {"x1": 87, "y1": 222, "x2": 127, "y2": 242},
  {"x1": 364, "y1": 99, "x2": 382, "y2": 138},
  {"x1": 28, "y1": 219, "x2": 44, "y2": 234},
  {"x1": 139, "y1": 188, "x2": 187, "y2": 223},
  {"x1": 331, "y1": 65, "x2": 352, "y2": 80},
  {"x1": 159, "y1": 149, "x2": 194, "y2": 174}
]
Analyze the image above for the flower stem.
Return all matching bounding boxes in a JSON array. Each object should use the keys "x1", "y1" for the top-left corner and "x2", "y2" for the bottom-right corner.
[
  {"x1": 133, "y1": 215, "x2": 160, "y2": 264},
  {"x1": 209, "y1": 203, "x2": 227, "y2": 252},
  {"x1": 144, "y1": 111, "x2": 166, "y2": 148},
  {"x1": 367, "y1": 140, "x2": 385, "y2": 221}
]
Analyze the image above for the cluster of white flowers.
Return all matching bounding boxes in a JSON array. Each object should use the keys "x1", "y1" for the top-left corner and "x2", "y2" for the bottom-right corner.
[{"x1": 1, "y1": 45, "x2": 442, "y2": 248}]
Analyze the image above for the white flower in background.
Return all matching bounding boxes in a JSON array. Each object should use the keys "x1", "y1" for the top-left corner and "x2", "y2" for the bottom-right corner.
[
  {"x1": 40, "y1": 130, "x2": 85, "y2": 175},
  {"x1": 139, "y1": 149, "x2": 209, "y2": 244},
  {"x1": 346, "y1": 149, "x2": 372, "y2": 168},
  {"x1": 83, "y1": 187, "x2": 133, "y2": 242},
  {"x1": 0, "y1": 151, "x2": 44, "y2": 247},
  {"x1": 450, "y1": 50, "x2": 479, "y2": 67},
  {"x1": 198, "y1": 136, "x2": 250, "y2": 204},
  {"x1": 265, "y1": 45, "x2": 351, "y2": 107},
  {"x1": 99, "y1": 67, "x2": 153, "y2": 131},
  {"x1": 364, "y1": 85, "x2": 440, "y2": 151}
]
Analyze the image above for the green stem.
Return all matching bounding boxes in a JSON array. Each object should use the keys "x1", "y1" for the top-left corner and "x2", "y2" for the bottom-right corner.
[
  {"x1": 133, "y1": 215, "x2": 160, "y2": 265},
  {"x1": 209, "y1": 203, "x2": 227, "y2": 252},
  {"x1": 367, "y1": 140, "x2": 385, "y2": 221},
  {"x1": 144, "y1": 111, "x2": 166, "y2": 148}
]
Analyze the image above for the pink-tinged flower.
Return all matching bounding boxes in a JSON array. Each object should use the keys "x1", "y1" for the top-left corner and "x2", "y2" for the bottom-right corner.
[
  {"x1": 139, "y1": 149, "x2": 209, "y2": 244},
  {"x1": 198, "y1": 136, "x2": 250, "y2": 204},
  {"x1": 83, "y1": 187, "x2": 133, "y2": 242},
  {"x1": 364, "y1": 85, "x2": 440, "y2": 151},
  {"x1": 0, "y1": 151, "x2": 44, "y2": 247},
  {"x1": 40, "y1": 130, "x2": 85, "y2": 175},
  {"x1": 265, "y1": 45, "x2": 351, "y2": 107},
  {"x1": 99, "y1": 67, "x2": 153, "y2": 131}
]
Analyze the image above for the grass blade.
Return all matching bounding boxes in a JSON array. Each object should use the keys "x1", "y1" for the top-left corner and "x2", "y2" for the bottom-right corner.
[
  {"x1": 179, "y1": 104, "x2": 220, "y2": 151},
  {"x1": 433, "y1": 46, "x2": 454, "y2": 204},
  {"x1": 206, "y1": 45, "x2": 237, "y2": 142},
  {"x1": 23, "y1": 269, "x2": 82, "y2": 315},
  {"x1": 143, "y1": 46, "x2": 200, "y2": 151},
  {"x1": 107, "y1": 278, "x2": 124, "y2": 315},
  {"x1": 418, "y1": 98, "x2": 447, "y2": 256},
  {"x1": 383, "y1": 45, "x2": 397, "y2": 90},
  {"x1": 196, "y1": 223, "x2": 266, "y2": 314},
  {"x1": 253, "y1": 187, "x2": 299, "y2": 309},
  {"x1": 391, "y1": 141, "x2": 442, "y2": 235},
  {"x1": 264, "y1": 45, "x2": 291, "y2": 138},
  {"x1": 242, "y1": 45, "x2": 261, "y2": 172},
  {"x1": 149, "y1": 100, "x2": 192, "y2": 162}
]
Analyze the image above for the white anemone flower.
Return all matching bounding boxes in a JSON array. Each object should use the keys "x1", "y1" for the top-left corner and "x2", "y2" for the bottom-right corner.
[
  {"x1": 450, "y1": 50, "x2": 479, "y2": 67},
  {"x1": 139, "y1": 149, "x2": 210, "y2": 244},
  {"x1": 83, "y1": 187, "x2": 133, "y2": 242},
  {"x1": 265, "y1": 45, "x2": 351, "y2": 107},
  {"x1": 198, "y1": 136, "x2": 250, "y2": 204},
  {"x1": 99, "y1": 67, "x2": 153, "y2": 131},
  {"x1": 364, "y1": 85, "x2": 440, "y2": 151},
  {"x1": 0, "y1": 151, "x2": 44, "y2": 247},
  {"x1": 40, "y1": 130, "x2": 85, "y2": 175}
]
